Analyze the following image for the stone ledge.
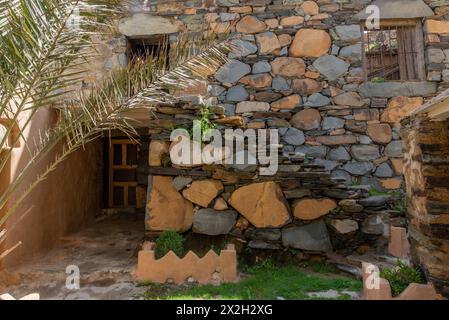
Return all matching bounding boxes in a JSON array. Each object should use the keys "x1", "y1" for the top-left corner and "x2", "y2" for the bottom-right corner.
[
  {"x1": 359, "y1": 82, "x2": 437, "y2": 98},
  {"x1": 134, "y1": 242, "x2": 238, "y2": 284}
]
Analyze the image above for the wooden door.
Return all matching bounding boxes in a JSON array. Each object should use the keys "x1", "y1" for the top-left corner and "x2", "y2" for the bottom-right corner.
[{"x1": 108, "y1": 139, "x2": 138, "y2": 208}]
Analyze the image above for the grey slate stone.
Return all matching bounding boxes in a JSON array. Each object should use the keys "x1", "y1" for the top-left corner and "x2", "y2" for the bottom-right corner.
[
  {"x1": 252, "y1": 60, "x2": 272, "y2": 74},
  {"x1": 385, "y1": 140, "x2": 403, "y2": 158},
  {"x1": 172, "y1": 176, "x2": 192, "y2": 191},
  {"x1": 282, "y1": 128, "x2": 305, "y2": 146},
  {"x1": 245, "y1": 228, "x2": 281, "y2": 241},
  {"x1": 229, "y1": 39, "x2": 258, "y2": 59},
  {"x1": 312, "y1": 55, "x2": 350, "y2": 81},
  {"x1": 339, "y1": 44, "x2": 362, "y2": 62},
  {"x1": 272, "y1": 76, "x2": 291, "y2": 91},
  {"x1": 193, "y1": 209, "x2": 238, "y2": 236},
  {"x1": 359, "y1": 195, "x2": 392, "y2": 207},
  {"x1": 282, "y1": 221, "x2": 333, "y2": 252},
  {"x1": 351, "y1": 145, "x2": 380, "y2": 161},
  {"x1": 226, "y1": 85, "x2": 249, "y2": 102},
  {"x1": 331, "y1": 169, "x2": 352, "y2": 185},
  {"x1": 215, "y1": 59, "x2": 251, "y2": 84},
  {"x1": 361, "y1": 214, "x2": 388, "y2": 236},
  {"x1": 322, "y1": 117, "x2": 345, "y2": 130},
  {"x1": 305, "y1": 93, "x2": 331, "y2": 107},
  {"x1": 335, "y1": 25, "x2": 362, "y2": 42},
  {"x1": 344, "y1": 161, "x2": 374, "y2": 176},
  {"x1": 328, "y1": 146, "x2": 351, "y2": 161},
  {"x1": 248, "y1": 240, "x2": 282, "y2": 250},
  {"x1": 313, "y1": 159, "x2": 339, "y2": 172},
  {"x1": 221, "y1": 103, "x2": 236, "y2": 116},
  {"x1": 359, "y1": 82, "x2": 437, "y2": 98},
  {"x1": 208, "y1": 84, "x2": 226, "y2": 96},
  {"x1": 374, "y1": 163, "x2": 394, "y2": 178},
  {"x1": 295, "y1": 145, "x2": 328, "y2": 158}
]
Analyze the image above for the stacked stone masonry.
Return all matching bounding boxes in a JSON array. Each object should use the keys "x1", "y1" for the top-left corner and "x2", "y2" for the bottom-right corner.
[
  {"x1": 104, "y1": 0, "x2": 449, "y2": 256},
  {"x1": 402, "y1": 115, "x2": 449, "y2": 297}
]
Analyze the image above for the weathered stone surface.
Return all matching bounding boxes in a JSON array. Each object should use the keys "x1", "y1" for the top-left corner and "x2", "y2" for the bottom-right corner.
[
  {"x1": 172, "y1": 176, "x2": 192, "y2": 191},
  {"x1": 354, "y1": 109, "x2": 379, "y2": 121},
  {"x1": 256, "y1": 32, "x2": 281, "y2": 55},
  {"x1": 380, "y1": 96, "x2": 423, "y2": 123},
  {"x1": 182, "y1": 180, "x2": 224, "y2": 207},
  {"x1": 271, "y1": 57, "x2": 306, "y2": 77},
  {"x1": 331, "y1": 169, "x2": 352, "y2": 185},
  {"x1": 339, "y1": 199, "x2": 363, "y2": 213},
  {"x1": 359, "y1": 195, "x2": 392, "y2": 207},
  {"x1": 236, "y1": 101, "x2": 270, "y2": 113},
  {"x1": 208, "y1": 84, "x2": 226, "y2": 96},
  {"x1": 282, "y1": 221, "x2": 332, "y2": 252},
  {"x1": 322, "y1": 117, "x2": 345, "y2": 130},
  {"x1": 193, "y1": 209, "x2": 237, "y2": 235},
  {"x1": 272, "y1": 76, "x2": 291, "y2": 91},
  {"x1": 344, "y1": 162, "x2": 374, "y2": 176},
  {"x1": 293, "y1": 198, "x2": 337, "y2": 220},
  {"x1": 305, "y1": 93, "x2": 331, "y2": 107},
  {"x1": 147, "y1": 176, "x2": 193, "y2": 232},
  {"x1": 252, "y1": 60, "x2": 271, "y2": 74},
  {"x1": 239, "y1": 73, "x2": 272, "y2": 88},
  {"x1": 282, "y1": 128, "x2": 305, "y2": 146},
  {"x1": 351, "y1": 145, "x2": 380, "y2": 161},
  {"x1": 290, "y1": 29, "x2": 331, "y2": 58},
  {"x1": 296, "y1": 145, "x2": 328, "y2": 158},
  {"x1": 213, "y1": 197, "x2": 228, "y2": 211},
  {"x1": 391, "y1": 159, "x2": 403, "y2": 175},
  {"x1": 313, "y1": 159, "x2": 339, "y2": 172},
  {"x1": 317, "y1": 135, "x2": 357, "y2": 146},
  {"x1": 254, "y1": 91, "x2": 282, "y2": 102},
  {"x1": 226, "y1": 85, "x2": 249, "y2": 102},
  {"x1": 229, "y1": 182, "x2": 291, "y2": 228},
  {"x1": 362, "y1": 214, "x2": 387, "y2": 235},
  {"x1": 367, "y1": 123, "x2": 393, "y2": 144},
  {"x1": 301, "y1": 1, "x2": 319, "y2": 15},
  {"x1": 329, "y1": 219, "x2": 359, "y2": 234},
  {"x1": 280, "y1": 16, "x2": 305, "y2": 26},
  {"x1": 335, "y1": 25, "x2": 362, "y2": 42},
  {"x1": 248, "y1": 240, "x2": 281, "y2": 250},
  {"x1": 278, "y1": 34, "x2": 292, "y2": 47},
  {"x1": 236, "y1": 15, "x2": 266, "y2": 34},
  {"x1": 425, "y1": 19, "x2": 449, "y2": 35},
  {"x1": 149, "y1": 140, "x2": 169, "y2": 166},
  {"x1": 313, "y1": 55, "x2": 349, "y2": 81},
  {"x1": 339, "y1": 44, "x2": 362, "y2": 62},
  {"x1": 328, "y1": 146, "x2": 351, "y2": 161},
  {"x1": 229, "y1": 39, "x2": 258, "y2": 58},
  {"x1": 119, "y1": 14, "x2": 184, "y2": 38},
  {"x1": 333, "y1": 92, "x2": 365, "y2": 107},
  {"x1": 245, "y1": 228, "x2": 281, "y2": 241},
  {"x1": 375, "y1": 163, "x2": 394, "y2": 178},
  {"x1": 215, "y1": 59, "x2": 251, "y2": 84},
  {"x1": 290, "y1": 109, "x2": 321, "y2": 130},
  {"x1": 271, "y1": 94, "x2": 301, "y2": 110},
  {"x1": 292, "y1": 79, "x2": 322, "y2": 95},
  {"x1": 359, "y1": 82, "x2": 437, "y2": 98},
  {"x1": 385, "y1": 141, "x2": 403, "y2": 158}
]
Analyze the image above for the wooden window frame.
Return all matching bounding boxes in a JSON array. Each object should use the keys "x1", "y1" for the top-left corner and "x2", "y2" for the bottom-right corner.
[{"x1": 361, "y1": 19, "x2": 426, "y2": 82}]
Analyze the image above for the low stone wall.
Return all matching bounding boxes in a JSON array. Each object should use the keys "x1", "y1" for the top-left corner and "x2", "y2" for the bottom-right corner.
[
  {"x1": 402, "y1": 115, "x2": 449, "y2": 297},
  {"x1": 135, "y1": 242, "x2": 237, "y2": 284},
  {"x1": 144, "y1": 98, "x2": 406, "y2": 255}
]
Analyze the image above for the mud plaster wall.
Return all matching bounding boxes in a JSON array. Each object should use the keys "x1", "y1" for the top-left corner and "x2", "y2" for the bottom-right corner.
[{"x1": 1, "y1": 108, "x2": 104, "y2": 268}]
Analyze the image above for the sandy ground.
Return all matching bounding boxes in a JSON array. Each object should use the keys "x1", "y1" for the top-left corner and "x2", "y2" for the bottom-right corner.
[{"x1": 3, "y1": 213, "x2": 147, "y2": 300}]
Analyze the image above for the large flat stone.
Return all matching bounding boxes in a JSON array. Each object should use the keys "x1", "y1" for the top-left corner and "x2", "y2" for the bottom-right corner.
[
  {"x1": 282, "y1": 221, "x2": 332, "y2": 252},
  {"x1": 193, "y1": 209, "x2": 237, "y2": 235},
  {"x1": 359, "y1": 82, "x2": 437, "y2": 98},
  {"x1": 215, "y1": 59, "x2": 251, "y2": 84},
  {"x1": 119, "y1": 14, "x2": 184, "y2": 38}
]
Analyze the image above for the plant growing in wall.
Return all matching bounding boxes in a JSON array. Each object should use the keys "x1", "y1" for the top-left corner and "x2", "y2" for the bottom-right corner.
[
  {"x1": 380, "y1": 260, "x2": 424, "y2": 297},
  {"x1": 0, "y1": 0, "x2": 232, "y2": 261},
  {"x1": 155, "y1": 231, "x2": 185, "y2": 259}
]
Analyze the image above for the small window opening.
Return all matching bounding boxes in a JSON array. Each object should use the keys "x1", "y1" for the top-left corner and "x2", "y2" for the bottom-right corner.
[
  {"x1": 129, "y1": 36, "x2": 170, "y2": 66},
  {"x1": 363, "y1": 22, "x2": 425, "y2": 82}
]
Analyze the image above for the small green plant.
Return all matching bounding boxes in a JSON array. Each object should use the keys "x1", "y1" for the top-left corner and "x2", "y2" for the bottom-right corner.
[
  {"x1": 371, "y1": 77, "x2": 386, "y2": 83},
  {"x1": 380, "y1": 260, "x2": 424, "y2": 297},
  {"x1": 196, "y1": 104, "x2": 217, "y2": 135},
  {"x1": 245, "y1": 258, "x2": 276, "y2": 273},
  {"x1": 155, "y1": 231, "x2": 185, "y2": 259}
]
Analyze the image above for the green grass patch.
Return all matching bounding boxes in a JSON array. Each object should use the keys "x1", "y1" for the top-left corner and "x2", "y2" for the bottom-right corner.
[{"x1": 142, "y1": 260, "x2": 362, "y2": 300}]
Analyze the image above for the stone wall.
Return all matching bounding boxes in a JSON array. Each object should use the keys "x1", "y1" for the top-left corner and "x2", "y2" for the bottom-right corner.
[
  {"x1": 132, "y1": 0, "x2": 449, "y2": 255},
  {"x1": 402, "y1": 115, "x2": 449, "y2": 297}
]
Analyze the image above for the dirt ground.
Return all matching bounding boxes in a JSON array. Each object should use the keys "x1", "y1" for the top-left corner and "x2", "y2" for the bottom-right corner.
[{"x1": 2, "y1": 213, "x2": 147, "y2": 300}]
